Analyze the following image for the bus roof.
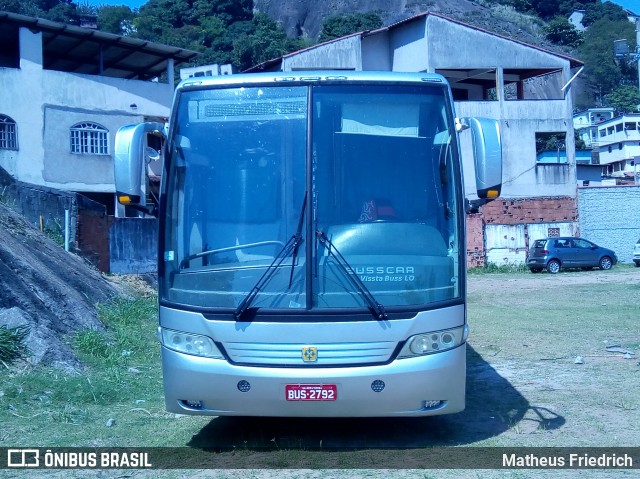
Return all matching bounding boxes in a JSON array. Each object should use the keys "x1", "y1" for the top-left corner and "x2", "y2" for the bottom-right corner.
[{"x1": 176, "y1": 70, "x2": 447, "y2": 91}]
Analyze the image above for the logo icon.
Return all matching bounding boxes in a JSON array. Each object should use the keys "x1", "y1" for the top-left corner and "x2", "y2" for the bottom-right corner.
[
  {"x1": 7, "y1": 449, "x2": 40, "y2": 468},
  {"x1": 301, "y1": 346, "x2": 318, "y2": 362}
]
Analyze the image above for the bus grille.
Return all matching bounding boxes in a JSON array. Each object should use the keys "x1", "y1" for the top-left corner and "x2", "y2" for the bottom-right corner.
[{"x1": 222, "y1": 340, "x2": 397, "y2": 366}]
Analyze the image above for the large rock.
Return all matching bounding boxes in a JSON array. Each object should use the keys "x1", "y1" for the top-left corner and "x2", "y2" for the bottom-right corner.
[
  {"x1": 254, "y1": 0, "x2": 482, "y2": 39},
  {"x1": 0, "y1": 203, "x2": 121, "y2": 368}
]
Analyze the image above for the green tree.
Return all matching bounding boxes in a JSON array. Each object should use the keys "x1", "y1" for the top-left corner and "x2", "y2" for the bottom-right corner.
[
  {"x1": 2, "y1": 0, "x2": 81, "y2": 22},
  {"x1": 604, "y1": 85, "x2": 640, "y2": 113},
  {"x1": 578, "y1": 16, "x2": 637, "y2": 102},
  {"x1": 529, "y1": 0, "x2": 561, "y2": 20},
  {"x1": 544, "y1": 16, "x2": 582, "y2": 47},
  {"x1": 319, "y1": 12, "x2": 382, "y2": 42},
  {"x1": 97, "y1": 6, "x2": 136, "y2": 35},
  {"x1": 581, "y1": 1, "x2": 628, "y2": 27},
  {"x1": 232, "y1": 13, "x2": 306, "y2": 71},
  {"x1": 185, "y1": 0, "x2": 252, "y2": 26},
  {"x1": 500, "y1": 0, "x2": 531, "y2": 13},
  {"x1": 0, "y1": 0, "x2": 23, "y2": 14}
]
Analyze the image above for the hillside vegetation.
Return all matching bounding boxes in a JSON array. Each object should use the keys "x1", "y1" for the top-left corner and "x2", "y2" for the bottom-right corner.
[{"x1": 2, "y1": 0, "x2": 639, "y2": 110}]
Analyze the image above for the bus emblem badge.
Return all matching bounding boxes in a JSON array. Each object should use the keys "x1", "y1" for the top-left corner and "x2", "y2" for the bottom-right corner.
[{"x1": 302, "y1": 347, "x2": 318, "y2": 362}]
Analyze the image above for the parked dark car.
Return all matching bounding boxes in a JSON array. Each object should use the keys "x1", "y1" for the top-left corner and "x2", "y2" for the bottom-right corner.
[
  {"x1": 634, "y1": 238, "x2": 640, "y2": 267},
  {"x1": 527, "y1": 237, "x2": 617, "y2": 274}
]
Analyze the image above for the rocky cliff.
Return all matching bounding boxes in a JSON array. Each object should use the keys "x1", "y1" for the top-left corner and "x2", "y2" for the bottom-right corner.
[
  {"x1": 253, "y1": 0, "x2": 560, "y2": 52},
  {"x1": 254, "y1": 0, "x2": 480, "y2": 38}
]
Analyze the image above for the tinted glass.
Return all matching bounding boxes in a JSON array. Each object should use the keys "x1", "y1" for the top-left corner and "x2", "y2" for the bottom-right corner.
[
  {"x1": 161, "y1": 86, "x2": 308, "y2": 309},
  {"x1": 312, "y1": 84, "x2": 462, "y2": 307},
  {"x1": 160, "y1": 82, "x2": 463, "y2": 313}
]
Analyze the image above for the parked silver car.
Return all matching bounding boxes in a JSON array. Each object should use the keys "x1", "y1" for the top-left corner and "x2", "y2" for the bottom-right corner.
[
  {"x1": 527, "y1": 237, "x2": 617, "y2": 274},
  {"x1": 634, "y1": 238, "x2": 640, "y2": 267}
]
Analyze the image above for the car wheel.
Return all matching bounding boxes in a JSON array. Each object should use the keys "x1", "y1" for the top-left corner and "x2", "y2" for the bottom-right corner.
[
  {"x1": 530, "y1": 268, "x2": 543, "y2": 273},
  {"x1": 599, "y1": 256, "x2": 613, "y2": 270},
  {"x1": 546, "y1": 260, "x2": 561, "y2": 274}
]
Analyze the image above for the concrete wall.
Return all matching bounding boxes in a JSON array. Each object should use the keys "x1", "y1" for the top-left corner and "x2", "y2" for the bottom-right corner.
[
  {"x1": 424, "y1": 16, "x2": 569, "y2": 72},
  {"x1": 456, "y1": 110, "x2": 576, "y2": 200},
  {"x1": 578, "y1": 185, "x2": 640, "y2": 263},
  {"x1": 109, "y1": 217, "x2": 158, "y2": 274},
  {"x1": 0, "y1": 27, "x2": 173, "y2": 191},
  {"x1": 0, "y1": 169, "x2": 78, "y2": 246},
  {"x1": 42, "y1": 106, "x2": 142, "y2": 191},
  {"x1": 283, "y1": 35, "x2": 362, "y2": 70}
]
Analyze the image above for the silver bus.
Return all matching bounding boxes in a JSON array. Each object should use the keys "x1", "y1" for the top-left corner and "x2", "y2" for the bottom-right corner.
[{"x1": 115, "y1": 71, "x2": 502, "y2": 417}]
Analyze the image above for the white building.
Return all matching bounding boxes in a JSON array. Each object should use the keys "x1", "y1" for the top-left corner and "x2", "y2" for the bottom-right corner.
[
  {"x1": 568, "y1": 10, "x2": 586, "y2": 31},
  {"x1": 0, "y1": 11, "x2": 198, "y2": 216},
  {"x1": 179, "y1": 63, "x2": 234, "y2": 81},
  {"x1": 247, "y1": 11, "x2": 585, "y2": 266},
  {"x1": 596, "y1": 114, "x2": 640, "y2": 183},
  {"x1": 573, "y1": 107, "x2": 616, "y2": 149}
]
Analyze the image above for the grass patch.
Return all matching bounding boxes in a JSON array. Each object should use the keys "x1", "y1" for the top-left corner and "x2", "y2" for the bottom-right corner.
[
  {"x1": 73, "y1": 296, "x2": 159, "y2": 367},
  {"x1": 0, "y1": 292, "x2": 184, "y2": 446},
  {"x1": 0, "y1": 324, "x2": 31, "y2": 364},
  {"x1": 468, "y1": 262, "x2": 529, "y2": 274},
  {"x1": 43, "y1": 218, "x2": 64, "y2": 247},
  {"x1": 2, "y1": 270, "x2": 640, "y2": 454}
]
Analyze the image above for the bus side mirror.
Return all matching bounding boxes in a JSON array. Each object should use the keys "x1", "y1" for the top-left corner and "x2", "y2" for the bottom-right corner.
[
  {"x1": 114, "y1": 122, "x2": 165, "y2": 215},
  {"x1": 457, "y1": 117, "x2": 503, "y2": 213}
]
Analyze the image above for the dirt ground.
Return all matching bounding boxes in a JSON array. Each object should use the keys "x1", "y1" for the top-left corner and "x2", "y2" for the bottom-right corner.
[{"x1": 465, "y1": 267, "x2": 640, "y2": 447}]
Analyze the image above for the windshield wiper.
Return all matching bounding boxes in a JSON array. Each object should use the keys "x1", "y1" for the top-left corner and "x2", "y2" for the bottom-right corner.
[
  {"x1": 234, "y1": 194, "x2": 307, "y2": 320},
  {"x1": 315, "y1": 230, "x2": 387, "y2": 321}
]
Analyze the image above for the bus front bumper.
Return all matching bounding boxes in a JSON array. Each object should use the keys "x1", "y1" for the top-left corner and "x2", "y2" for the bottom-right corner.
[{"x1": 162, "y1": 344, "x2": 466, "y2": 417}]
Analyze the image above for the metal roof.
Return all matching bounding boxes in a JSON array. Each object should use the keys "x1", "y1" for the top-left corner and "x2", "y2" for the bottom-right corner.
[{"x1": 0, "y1": 10, "x2": 199, "y2": 81}]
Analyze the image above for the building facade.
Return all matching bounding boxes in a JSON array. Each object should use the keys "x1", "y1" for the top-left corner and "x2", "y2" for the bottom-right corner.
[
  {"x1": 248, "y1": 12, "x2": 584, "y2": 266},
  {"x1": 594, "y1": 114, "x2": 640, "y2": 184},
  {"x1": 0, "y1": 11, "x2": 198, "y2": 216}
]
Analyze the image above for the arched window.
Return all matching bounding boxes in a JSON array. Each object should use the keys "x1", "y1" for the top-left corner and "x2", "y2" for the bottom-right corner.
[
  {"x1": 0, "y1": 115, "x2": 18, "y2": 150},
  {"x1": 70, "y1": 122, "x2": 109, "y2": 155}
]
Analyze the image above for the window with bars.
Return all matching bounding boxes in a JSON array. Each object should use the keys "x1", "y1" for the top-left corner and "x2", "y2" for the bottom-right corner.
[
  {"x1": 0, "y1": 115, "x2": 18, "y2": 150},
  {"x1": 70, "y1": 122, "x2": 109, "y2": 155}
]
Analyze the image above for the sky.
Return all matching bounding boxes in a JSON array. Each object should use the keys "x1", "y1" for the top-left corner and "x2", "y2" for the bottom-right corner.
[
  {"x1": 607, "y1": 0, "x2": 639, "y2": 13},
  {"x1": 84, "y1": 0, "x2": 147, "y2": 9}
]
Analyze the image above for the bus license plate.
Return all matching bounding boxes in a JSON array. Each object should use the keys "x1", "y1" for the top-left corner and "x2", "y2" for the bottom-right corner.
[{"x1": 285, "y1": 384, "x2": 337, "y2": 401}]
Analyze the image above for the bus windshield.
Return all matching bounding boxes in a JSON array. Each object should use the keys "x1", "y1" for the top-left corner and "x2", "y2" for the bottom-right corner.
[{"x1": 160, "y1": 82, "x2": 462, "y2": 316}]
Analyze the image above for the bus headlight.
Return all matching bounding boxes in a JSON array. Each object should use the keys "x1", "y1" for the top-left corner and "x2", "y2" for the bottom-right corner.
[
  {"x1": 160, "y1": 328, "x2": 223, "y2": 359},
  {"x1": 398, "y1": 325, "x2": 469, "y2": 358}
]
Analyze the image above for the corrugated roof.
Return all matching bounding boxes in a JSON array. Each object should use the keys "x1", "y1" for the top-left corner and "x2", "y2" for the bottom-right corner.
[{"x1": 0, "y1": 10, "x2": 199, "y2": 80}]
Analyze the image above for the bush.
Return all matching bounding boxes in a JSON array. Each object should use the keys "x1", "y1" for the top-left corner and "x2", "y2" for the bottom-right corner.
[
  {"x1": 468, "y1": 262, "x2": 529, "y2": 274},
  {"x1": 0, "y1": 324, "x2": 31, "y2": 363}
]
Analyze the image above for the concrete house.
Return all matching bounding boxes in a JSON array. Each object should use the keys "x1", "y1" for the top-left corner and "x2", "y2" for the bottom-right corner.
[
  {"x1": 0, "y1": 11, "x2": 198, "y2": 217},
  {"x1": 595, "y1": 114, "x2": 640, "y2": 184},
  {"x1": 247, "y1": 12, "x2": 584, "y2": 266},
  {"x1": 0, "y1": 11, "x2": 198, "y2": 273}
]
